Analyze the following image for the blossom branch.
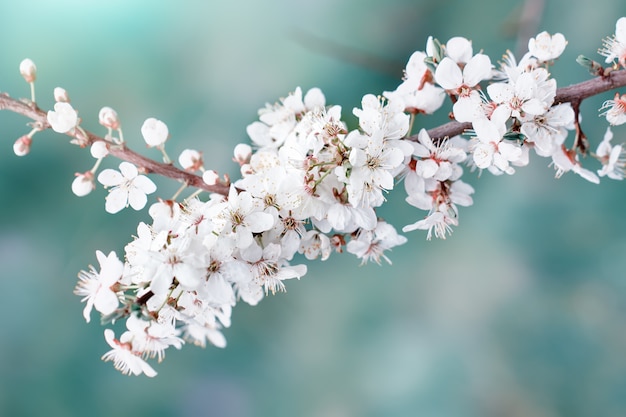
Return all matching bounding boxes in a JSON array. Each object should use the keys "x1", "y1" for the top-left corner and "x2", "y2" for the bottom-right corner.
[
  {"x1": 422, "y1": 68, "x2": 626, "y2": 141},
  {"x1": 0, "y1": 93, "x2": 230, "y2": 196},
  {"x1": 2, "y1": 69, "x2": 626, "y2": 195}
]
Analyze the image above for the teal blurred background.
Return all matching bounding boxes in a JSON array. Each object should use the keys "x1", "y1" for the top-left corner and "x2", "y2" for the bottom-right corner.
[{"x1": 1, "y1": 0, "x2": 626, "y2": 416}]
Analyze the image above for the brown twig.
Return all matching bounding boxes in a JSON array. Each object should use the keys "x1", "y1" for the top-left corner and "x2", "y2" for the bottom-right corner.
[
  {"x1": 0, "y1": 94, "x2": 230, "y2": 196},
  {"x1": 419, "y1": 68, "x2": 626, "y2": 141}
]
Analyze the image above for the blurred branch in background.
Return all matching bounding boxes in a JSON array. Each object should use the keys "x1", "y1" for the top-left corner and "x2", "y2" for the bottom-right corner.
[
  {"x1": 290, "y1": 28, "x2": 404, "y2": 76},
  {"x1": 513, "y1": 0, "x2": 546, "y2": 57}
]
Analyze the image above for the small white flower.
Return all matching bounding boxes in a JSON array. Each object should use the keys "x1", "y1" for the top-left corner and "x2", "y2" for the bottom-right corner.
[
  {"x1": 74, "y1": 250, "x2": 123, "y2": 322},
  {"x1": 47, "y1": 102, "x2": 78, "y2": 133},
  {"x1": 596, "y1": 127, "x2": 626, "y2": 180},
  {"x1": 551, "y1": 146, "x2": 600, "y2": 183},
  {"x1": 487, "y1": 72, "x2": 548, "y2": 120},
  {"x1": 470, "y1": 117, "x2": 522, "y2": 174},
  {"x1": 141, "y1": 117, "x2": 169, "y2": 147},
  {"x1": 97, "y1": 162, "x2": 157, "y2": 214},
  {"x1": 347, "y1": 221, "x2": 407, "y2": 264},
  {"x1": 445, "y1": 36, "x2": 473, "y2": 64},
  {"x1": 528, "y1": 32, "x2": 567, "y2": 62},
  {"x1": 101, "y1": 329, "x2": 157, "y2": 377},
  {"x1": 403, "y1": 209, "x2": 456, "y2": 240},
  {"x1": 435, "y1": 55, "x2": 492, "y2": 122},
  {"x1": 600, "y1": 17, "x2": 626, "y2": 67},
  {"x1": 600, "y1": 92, "x2": 626, "y2": 126}
]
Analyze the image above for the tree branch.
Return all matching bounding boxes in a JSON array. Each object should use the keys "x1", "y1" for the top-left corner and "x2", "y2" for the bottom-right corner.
[
  {"x1": 0, "y1": 94, "x2": 230, "y2": 196},
  {"x1": 422, "y1": 68, "x2": 626, "y2": 141},
  {"x1": 3, "y1": 68, "x2": 626, "y2": 194}
]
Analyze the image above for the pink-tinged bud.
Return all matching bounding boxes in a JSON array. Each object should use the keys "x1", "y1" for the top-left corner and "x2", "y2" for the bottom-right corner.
[
  {"x1": 72, "y1": 171, "x2": 95, "y2": 197},
  {"x1": 13, "y1": 135, "x2": 32, "y2": 156},
  {"x1": 202, "y1": 170, "x2": 219, "y2": 185},
  {"x1": 19, "y1": 58, "x2": 36, "y2": 83},
  {"x1": 240, "y1": 163, "x2": 253, "y2": 176},
  {"x1": 54, "y1": 87, "x2": 70, "y2": 103},
  {"x1": 99, "y1": 107, "x2": 119, "y2": 130},
  {"x1": 178, "y1": 149, "x2": 203, "y2": 171},
  {"x1": 141, "y1": 117, "x2": 168, "y2": 147},
  {"x1": 233, "y1": 143, "x2": 252, "y2": 165},
  {"x1": 90, "y1": 141, "x2": 109, "y2": 159}
]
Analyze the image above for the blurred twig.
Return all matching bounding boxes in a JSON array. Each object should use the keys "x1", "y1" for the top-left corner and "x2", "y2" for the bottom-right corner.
[
  {"x1": 514, "y1": 0, "x2": 545, "y2": 57},
  {"x1": 289, "y1": 28, "x2": 404, "y2": 76}
]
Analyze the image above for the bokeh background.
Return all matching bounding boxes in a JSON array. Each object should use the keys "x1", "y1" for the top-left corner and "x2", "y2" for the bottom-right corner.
[{"x1": 1, "y1": 0, "x2": 626, "y2": 416}]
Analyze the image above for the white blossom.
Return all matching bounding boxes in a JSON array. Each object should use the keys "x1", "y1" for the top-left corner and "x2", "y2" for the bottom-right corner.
[
  {"x1": 596, "y1": 127, "x2": 626, "y2": 180},
  {"x1": 47, "y1": 102, "x2": 78, "y2": 133},
  {"x1": 600, "y1": 17, "x2": 626, "y2": 67},
  {"x1": 74, "y1": 250, "x2": 123, "y2": 323},
  {"x1": 97, "y1": 162, "x2": 157, "y2": 214},
  {"x1": 600, "y1": 93, "x2": 626, "y2": 126},
  {"x1": 101, "y1": 329, "x2": 157, "y2": 377},
  {"x1": 528, "y1": 32, "x2": 567, "y2": 62}
]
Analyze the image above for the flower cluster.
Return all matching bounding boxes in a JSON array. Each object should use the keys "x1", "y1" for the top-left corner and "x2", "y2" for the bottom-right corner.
[{"x1": 4, "y1": 17, "x2": 626, "y2": 377}]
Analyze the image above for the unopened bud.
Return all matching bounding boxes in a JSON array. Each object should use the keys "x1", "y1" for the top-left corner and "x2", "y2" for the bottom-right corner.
[
  {"x1": 233, "y1": 143, "x2": 252, "y2": 165},
  {"x1": 13, "y1": 135, "x2": 32, "y2": 156},
  {"x1": 202, "y1": 170, "x2": 219, "y2": 185},
  {"x1": 240, "y1": 163, "x2": 253, "y2": 176},
  {"x1": 178, "y1": 149, "x2": 203, "y2": 171},
  {"x1": 54, "y1": 87, "x2": 70, "y2": 103},
  {"x1": 72, "y1": 171, "x2": 95, "y2": 197},
  {"x1": 141, "y1": 117, "x2": 168, "y2": 147},
  {"x1": 576, "y1": 55, "x2": 604, "y2": 76},
  {"x1": 99, "y1": 107, "x2": 120, "y2": 130},
  {"x1": 19, "y1": 58, "x2": 36, "y2": 83},
  {"x1": 90, "y1": 141, "x2": 109, "y2": 159}
]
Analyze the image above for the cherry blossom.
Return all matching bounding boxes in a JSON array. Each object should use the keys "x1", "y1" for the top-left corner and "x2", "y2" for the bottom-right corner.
[
  {"x1": 101, "y1": 329, "x2": 157, "y2": 377},
  {"x1": 470, "y1": 117, "x2": 523, "y2": 174},
  {"x1": 47, "y1": 102, "x2": 78, "y2": 133},
  {"x1": 4, "y1": 17, "x2": 626, "y2": 378},
  {"x1": 434, "y1": 53, "x2": 492, "y2": 122},
  {"x1": 97, "y1": 162, "x2": 157, "y2": 213},
  {"x1": 383, "y1": 51, "x2": 445, "y2": 115},
  {"x1": 346, "y1": 221, "x2": 407, "y2": 265},
  {"x1": 528, "y1": 32, "x2": 567, "y2": 62},
  {"x1": 600, "y1": 16, "x2": 626, "y2": 67},
  {"x1": 600, "y1": 92, "x2": 626, "y2": 126},
  {"x1": 596, "y1": 127, "x2": 626, "y2": 180},
  {"x1": 74, "y1": 250, "x2": 123, "y2": 323}
]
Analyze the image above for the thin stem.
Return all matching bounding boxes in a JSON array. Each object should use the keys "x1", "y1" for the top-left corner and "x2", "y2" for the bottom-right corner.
[
  {"x1": 29, "y1": 82, "x2": 35, "y2": 103},
  {"x1": 171, "y1": 181, "x2": 188, "y2": 201}
]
